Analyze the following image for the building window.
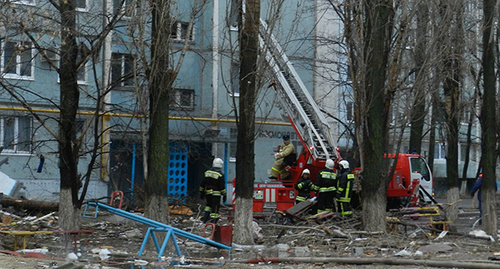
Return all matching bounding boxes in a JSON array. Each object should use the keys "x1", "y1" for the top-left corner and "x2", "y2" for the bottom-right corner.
[
  {"x1": 229, "y1": 142, "x2": 237, "y2": 162},
  {"x1": 7, "y1": 0, "x2": 35, "y2": 5},
  {"x1": 75, "y1": 119, "x2": 90, "y2": 154},
  {"x1": 434, "y1": 143, "x2": 446, "y2": 160},
  {"x1": 170, "y1": 88, "x2": 195, "y2": 110},
  {"x1": 75, "y1": 0, "x2": 87, "y2": 11},
  {"x1": 113, "y1": 0, "x2": 134, "y2": 17},
  {"x1": 57, "y1": 61, "x2": 87, "y2": 85},
  {"x1": 171, "y1": 21, "x2": 194, "y2": 42},
  {"x1": 229, "y1": 0, "x2": 239, "y2": 30},
  {"x1": 77, "y1": 64, "x2": 87, "y2": 84},
  {"x1": 1, "y1": 41, "x2": 34, "y2": 79},
  {"x1": 346, "y1": 101, "x2": 354, "y2": 122},
  {"x1": 76, "y1": 43, "x2": 88, "y2": 84},
  {"x1": 231, "y1": 61, "x2": 240, "y2": 96},
  {"x1": 111, "y1": 53, "x2": 134, "y2": 90},
  {"x1": 0, "y1": 116, "x2": 32, "y2": 153}
]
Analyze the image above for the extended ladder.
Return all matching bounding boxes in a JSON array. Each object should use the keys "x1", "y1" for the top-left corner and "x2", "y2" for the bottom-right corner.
[{"x1": 258, "y1": 19, "x2": 337, "y2": 161}]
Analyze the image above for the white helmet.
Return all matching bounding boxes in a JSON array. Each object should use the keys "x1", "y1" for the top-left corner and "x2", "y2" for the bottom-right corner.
[
  {"x1": 213, "y1": 158, "x2": 223, "y2": 168},
  {"x1": 302, "y1": 169, "x2": 310, "y2": 175},
  {"x1": 339, "y1": 160, "x2": 349, "y2": 170},
  {"x1": 325, "y1": 159, "x2": 334, "y2": 169}
]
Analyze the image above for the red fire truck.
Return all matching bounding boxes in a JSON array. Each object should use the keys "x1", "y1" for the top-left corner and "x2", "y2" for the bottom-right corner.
[{"x1": 251, "y1": 20, "x2": 433, "y2": 215}]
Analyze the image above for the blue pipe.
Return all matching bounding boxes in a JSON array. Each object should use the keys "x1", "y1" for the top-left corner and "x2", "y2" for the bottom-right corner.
[{"x1": 130, "y1": 143, "x2": 136, "y2": 200}]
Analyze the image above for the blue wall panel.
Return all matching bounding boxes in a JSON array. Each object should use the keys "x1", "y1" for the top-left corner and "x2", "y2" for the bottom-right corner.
[{"x1": 169, "y1": 143, "x2": 188, "y2": 200}]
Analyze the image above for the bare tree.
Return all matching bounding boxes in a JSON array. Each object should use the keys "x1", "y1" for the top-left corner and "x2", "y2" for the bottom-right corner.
[
  {"x1": 479, "y1": 0, "x2": 497, "y2": 235},
  {"x1": 435, "y1": 0, "x2": 465, "y2": 223},
  {"x1": 143, "y1": 0, "x2": 173, "y2": 226},
  {"x1": 232, "y1": 0, "x2": 260, "y2": 245},
  {"x1": 110, "y1": 0, "x2": 207, "y2": 222},
  {"x1": 408, "y1": 2, "x2": 429, "y2": 154},
  {"x1": 342, "y1": 0, "x2": 395, "y2": 231},
  {"x1": 0, "y1": 0, "x2": 123, "y2": 248}
]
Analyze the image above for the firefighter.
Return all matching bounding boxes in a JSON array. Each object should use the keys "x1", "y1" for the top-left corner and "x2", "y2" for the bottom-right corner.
[
  {"x1": 314, "y1": 159, "x2": 337, "y2": 213},
  {"x1": 336, "y1": 160, "x2": 354, "y2": 217},
  {"x1": 295, "y1": 169, "x2": 313, "y2": 204},
  {"x1": 200, "y1": 158, "x2": 227, "y2": 223},
  {"x1": 269, "y1": 135, "x2": 296, "y2": 180}
]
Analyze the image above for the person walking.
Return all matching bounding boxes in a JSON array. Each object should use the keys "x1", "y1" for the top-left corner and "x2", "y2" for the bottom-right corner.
[
  {"x1": 295, "y1": 169, "x2": 313, "y2": 204},
  {"x1": 470, "y1": 173, "x2": 497, "y2": 224},
  {"x1": 336, "y1": 160, "x2": 354, "y2": 217},
  {"x1": 314, "y1": 159, "x2": 337, "y2": 213},
  {"x1": 269, "y1": 135, "x2": 296, "y2": 180},
  {"x1": 200, "y1": 158, "x2": 227, "y2": 223}
]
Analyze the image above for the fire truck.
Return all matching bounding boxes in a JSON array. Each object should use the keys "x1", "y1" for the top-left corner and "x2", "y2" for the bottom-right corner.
[{"x1": 251, "y1": 19, "x2": 433, "y2": 216}]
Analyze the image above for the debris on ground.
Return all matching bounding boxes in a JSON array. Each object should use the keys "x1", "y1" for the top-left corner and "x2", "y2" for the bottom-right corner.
[{"x1": 0, "y1": 197, "x2": 498, "y2": 268}]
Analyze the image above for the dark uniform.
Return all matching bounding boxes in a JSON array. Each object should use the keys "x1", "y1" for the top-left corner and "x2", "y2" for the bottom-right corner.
[
  {"x1": 295, "y1": 172, "x2": 313, "y2": 204},
  {"x1": 200, "y1": 166, "x2": 226, "y2": 223},
  {"x1": 336, "y1": 169, "x2": 354, "y2": 216},
  {"x1": 314, "y1": 167, "x2": 337, "y2": 213}
]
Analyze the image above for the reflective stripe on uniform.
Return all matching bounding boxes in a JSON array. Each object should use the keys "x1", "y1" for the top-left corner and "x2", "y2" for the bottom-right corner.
[
  {"x1": 204, "y1": 189, "x2": 214, "y2": 195},
  {"x1": 319, "y1": 186, "x2": 336, "y2": 193},
  {"x1": 296, "y1": 195, "x2": 307, "y2": 202},
  {"x1": 210, "y1": 213, "x2": 220, "y2": 218},
  {"x1": 205, "y1": 170, "x2": 222, "y2": 179},
  {"x1": 320, "y1": 171, "x2": 336, "y2": 179},
  {"x1": 337, "y1": 197, "x2": 351, "y2": 203}
]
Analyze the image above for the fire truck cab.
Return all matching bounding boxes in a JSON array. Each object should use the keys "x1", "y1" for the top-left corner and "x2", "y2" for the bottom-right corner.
[{"x1": 385, "y1": 153, "x2": 434, "y2": 208}]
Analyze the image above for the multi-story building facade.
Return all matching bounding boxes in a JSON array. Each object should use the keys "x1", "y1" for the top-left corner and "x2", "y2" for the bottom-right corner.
[
  {"x1": 0, "y1": 0, "x2": 488, "y2": 203},
  {"x1": 0, "y1": 0, "x2": 343, "y2": 203}
]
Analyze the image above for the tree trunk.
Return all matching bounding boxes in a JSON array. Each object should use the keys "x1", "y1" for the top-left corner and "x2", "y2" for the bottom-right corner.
[
  {"x1": 445, "y1": 187, "x2": 459, "y2": 223},
  {"x1": 441, "y1": 0, "x2": 463, "y2": 224},
  {"x1": 408, "y1": 2, "x2": 428, "y2": 154},
  {"x1": 360, "y1": 0, "x2": 391, "y2": 232},
  {"x1": 460, "y1": 90, "x2": 477, "y2": 197},
  {"x1": 427, "y1": 92, "x2": 438, "y2": 173},
  {"x1": 59, "y1": 189, "x2": 81, "y2": 250},
  {"x1": 145, "y1": 0, "x2": 173, "y2": 224},
  {"x1": 480, "y1": 0, "x2": 497, "y2": 236},
  {"x1": 58, "y1": 0, "x2": 82, "y2": 239},
  {"x1": 233, "y1": 0, "x2": 260, "y2": 244},
  {"x1": 232, "y1": 197, "x2": 254, "y2": 244}
]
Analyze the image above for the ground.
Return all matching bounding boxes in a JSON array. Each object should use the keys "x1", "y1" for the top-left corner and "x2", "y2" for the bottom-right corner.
[{"x1": 0, "y1": 197, "x2": 499, "y2": 269}]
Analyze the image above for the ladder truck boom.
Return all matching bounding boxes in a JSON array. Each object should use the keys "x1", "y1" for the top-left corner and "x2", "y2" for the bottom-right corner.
[{"x1": 258, "y1": 19, "x2": 337, "y2": 163}]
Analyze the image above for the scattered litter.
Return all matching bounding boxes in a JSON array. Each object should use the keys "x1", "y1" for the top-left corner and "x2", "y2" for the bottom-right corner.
[
  {"x1": 352, "y1": 247, "x2": 364, "y2": 256},
  {"x1": 469, "y1": 229, "x2": 495, "y2": 241},
  {"x1": 66, "y1": 252, "x2": 78, "y2": 261},
  {"x1": 395, "y1": 249, "x2": 412, "y2": 256},
  {"x1": 434, "y1": 230, "x2": 448, "y2": 240},
  {"x1": 418, "y1": 243, "x2": 453, "y2": 253},
  {"x1": 19, "y1": 248, "x2": 49, "y2": 254},
  {"x1": 98, "y1": 248, "x2": 111, "y2": 260},
  {"x1": 133, "y1": 259, "x2": 148, "y2": 266}
]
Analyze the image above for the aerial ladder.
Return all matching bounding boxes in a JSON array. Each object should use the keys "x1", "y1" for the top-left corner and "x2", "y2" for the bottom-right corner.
[
  {"x1": 254, "y1": 20, "x2": 435, "y2": 215},
  {"x1": 250, "y1": 19, "x2": 341, "y2": 215},
  {"x1": 258, "y1": 19, "x2": 339, "y2": 171}
]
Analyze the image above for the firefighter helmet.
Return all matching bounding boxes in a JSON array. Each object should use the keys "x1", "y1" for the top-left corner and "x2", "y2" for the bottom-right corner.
[
  {"x1": 339, "y1": 160, "x2": 350, "y2": 170},
  {"x1": 302, "y1": 169, "x2": 310, "y2": 175},
  {"x1": 213, "y1": 158, "x2": 223, "y2": 168},
  {"x1": 325, "y1": 159, "x2": 334, "y2": 169}
]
